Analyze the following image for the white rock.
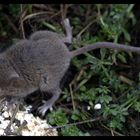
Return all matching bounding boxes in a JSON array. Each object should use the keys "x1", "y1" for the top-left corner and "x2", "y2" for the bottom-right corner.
[
  {"x1": 0, "y1": 120, "x2": 10, "y2": 129},
  {"x1": 8, "y1": 111, "x2": 12, "y2": 117},
  {"x1": 39, "y1": 123, "x2": 48, "y2": 129},
  {"x1": 12, "y1": 123, "x2": 18, "y2": 129},
  {"x1": 35, "y1": 117, "x2": 42, "y2": 124},
  {"x1": 27, "y1": 122, "x2": 36, "y2": 131},
  {"x1": 0, "y1": 116, "x2": 4, "y2": 121},
  {"x1": 0, "y1": 129, "x2": 4, "y2": 135},
  {"x1": 45, "y1": 128, "x2": 58, "y2": 136},
  {"x1": 0, "y1": 104, "x2": 58, "y2": 136},
  {"x1": 24, "y1": 113, "x2": 34, "y2": 123},
  {"x1": 22, "y1": 130, "x2": 31, "y2": 136},
  {"x1": 2, "y1": 105, "x2": 8, "y2": 111},
  {"x1": 94, "y1": 103, "x2": 101, "y2": 110},
  {"x1": 15, "y1": 111, "x2": 26, "y2": 124},
  {"x1": 15, "y1": 112, "x2": 24, "y2": 120},
  {"x1": 3, "y1": 120, "x2": 10, "y2": 125},
  {"x1": 2, "y1": 111, "x2": 10, "y2": 118},
  {"x1": 10, "y1": 125, "x2": 15, "y2": 132},
  {"x1": 0, "y1": 124, "x2": 6, "y2": 129}
]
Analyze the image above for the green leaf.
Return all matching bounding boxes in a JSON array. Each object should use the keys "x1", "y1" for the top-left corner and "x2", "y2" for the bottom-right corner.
[
  {"x1": 111, "y1": 110, "x2": 118, "y2": 116},
  {"x1": 71, "y1": 114, "x2": 80, "y2": 121},
  {"x1": 61, "y1": 126, "x2": 90, "y2": 136},
  {"x1": 42, "y1": 22, "x2": 56, "y2": 31},
  {"x1": 80, "y1": 85, "x2": 87, "y2": 92},
  {"x1": 48, "y1": 109, "x2": 69, "y2": 125},
  {"x1": 117, "y1": 53, "x2": 127, "y2": 63},
  {"x1": 122, "y1": 28, "x2": 131, "y2": 42}
]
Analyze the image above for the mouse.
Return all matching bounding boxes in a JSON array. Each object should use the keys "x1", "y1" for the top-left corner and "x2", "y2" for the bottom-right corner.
[{"x1": 0, "y1": 18, "x2": 140, "y2": 116}]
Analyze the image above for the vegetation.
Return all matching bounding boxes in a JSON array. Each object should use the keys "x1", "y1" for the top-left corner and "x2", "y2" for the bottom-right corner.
[{"x1": 0, "y1": 4, "x2": 140, "y2": 136}]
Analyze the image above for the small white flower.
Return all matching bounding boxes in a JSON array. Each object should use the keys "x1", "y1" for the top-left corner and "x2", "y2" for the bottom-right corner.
[
  {"x1": 87, "y1": 106, "x2": 91, "y2": 110},
  {"x1": 94, "y1": 103, "x2": 101, "y2": 110}
]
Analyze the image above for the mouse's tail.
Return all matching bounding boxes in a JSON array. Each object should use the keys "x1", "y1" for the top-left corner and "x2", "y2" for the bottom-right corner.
[{"x1": 70, "y1": 42, "x2": 140, "y2": 58}]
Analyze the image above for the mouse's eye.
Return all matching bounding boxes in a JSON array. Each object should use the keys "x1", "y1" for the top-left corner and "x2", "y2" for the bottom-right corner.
[{"x1": 10, "y1": 77, "x2": 25, "y2": 88}]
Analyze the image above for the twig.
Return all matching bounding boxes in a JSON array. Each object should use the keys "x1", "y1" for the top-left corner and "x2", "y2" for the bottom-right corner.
[
  {"x1": 47, "y1": 117, "x2": 102, "y2": 130},
  {"x1": 60, "y1": 4, "x2": 69, "y2": 20},
  {"x1": 3, "y1": 14, "x2": 18, "y2": 34},
  {"x1": 76, "y1": 66, "x2": 89, "y2": 82},
  {"x1": 0, "y1": 98, "x2": 6, "y2": 111},
  {"x1": 74, "y1": 72, "x2": 93, "y2": 92},
  {"x1": 69, "y1": 83, "x2": 76, "y2": 111},
  {"x1": 49, "y1": 11, "x2": 61, "y2": 20},
  {"x1": 22, "y1": 11, "x2": 51, "y2": 22},
  {"x1": 20, "y1": 4, "x2": 26, "y2": 39},
  {"x1": 76, "y1": 19, "x2": 97, "y2": 39},
  {"x1": 100, "y1": 122, "x2": 124, "y2": 136},
  {"x1": 85, "y1": 5, "x2": 92, "y2": 23},
  {"x1": 32, "y1": 4, "x2": 48, "y2": 10},
  {"x1": 68, "y1": 65, "x2": 89, "y2": 93},
  {"x1": 110, "y1": 128, "x2": 114, "y2": 136},
  {"x1": 4, "y1": 101, "x2": 21, "y2": 135}
]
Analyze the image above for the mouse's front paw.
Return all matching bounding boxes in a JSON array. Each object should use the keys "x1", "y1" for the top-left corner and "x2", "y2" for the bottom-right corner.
[{"x1": 38, "y1": 100, "x2": 53, "y2": 116}]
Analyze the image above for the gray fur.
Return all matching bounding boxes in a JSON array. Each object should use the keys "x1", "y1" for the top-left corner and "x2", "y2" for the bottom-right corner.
[
  {"x1": 1, "y1": 19, "x2": 140, "y2": 116},
  {"x1": 0, "y1": 31, "x2": 71, "y2": 115}
]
